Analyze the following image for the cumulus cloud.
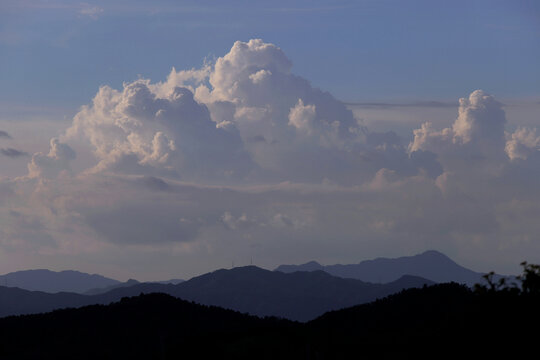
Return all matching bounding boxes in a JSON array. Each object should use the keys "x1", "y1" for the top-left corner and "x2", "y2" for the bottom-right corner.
[
  {"x1": 452, "y1": 90, "x2": 506, "y2": 146},
  {"x1": 1, "y1": 39, "x2": 540, "y2": 278},
  {"x1": 62, "y1": 38, "x2": 437, "y2": 185},
  {"x1": 27, "y1": 138, "x2": 76, "y2": 178},
  {"x1": 249, "y1": 69, "x2": 272, "y2": 84},
  {"x1": 407, "y1": 89, "x2": 521, "y2": 182},
  {"x1": 505, "y1": 127, "x2": 540, "y2": 161},
  {"x1": 288, "y1": 99, "x2": 316, "y2": 134},
  {"x1": 66, "y1": 79, "x2": 252, "y2": 181},
  {"x1": 410, "y1": 90, "x2": 506, "y2": 154}
]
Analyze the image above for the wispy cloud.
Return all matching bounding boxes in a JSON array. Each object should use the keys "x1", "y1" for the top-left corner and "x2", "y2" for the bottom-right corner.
[
  {"x1": 3, "y1": 0, "x2": 104, "y2": 18},
  {"x1": 342, "y1": 100, "x2": 458, "y2": 109},
  {"x1": 264, "y1": 5, "x2": 353, "y2": 13},
  {"x1": 1, "y1": 148, "x2": 29, "y2": 158},
  {"x1": 79, "y1": 4, "x2": 104, "y2": 20},
  {"x1": 0, "y1": 131, "x2": 12, "y2": 139}
]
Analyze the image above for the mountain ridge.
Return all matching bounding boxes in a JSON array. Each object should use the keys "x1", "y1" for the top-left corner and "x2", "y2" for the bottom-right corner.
[
  {"x1": 275, "y1": 250, "x2": 492, "y2": 286},
  {"x1": 0, "y1": 269, "x2": 121, "y2": 294}
]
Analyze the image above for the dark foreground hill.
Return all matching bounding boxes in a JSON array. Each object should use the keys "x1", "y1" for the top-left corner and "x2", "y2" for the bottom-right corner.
[
  {"x1": 0, "y1": 283, "x2": 538, "y2": 359},
  {"x1": 0, "y1": 266, "x2": 433, "y2": 321},
  {"x1": 276, "y1": 250, "x2": 495, "y2": 286},
  {"x1": 0, "y1": 293, "x2": 298, "y2": 360}
]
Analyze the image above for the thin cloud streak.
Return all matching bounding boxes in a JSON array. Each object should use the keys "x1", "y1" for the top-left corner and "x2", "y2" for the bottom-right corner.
[
  {"x1": 1, "y1": 148, "x2": 29, "y2": 158},
  {"x1": 343, "y1": 101, "x2": 459, "y2": 109}
]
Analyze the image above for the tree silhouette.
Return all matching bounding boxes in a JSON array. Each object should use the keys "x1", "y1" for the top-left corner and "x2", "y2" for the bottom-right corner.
[
  {"x1": 474, "y1": 261, "x2": 540, "y2": 295},
  {"x1": 519, "y1": 261, "x2": 540, "y2": 295}
]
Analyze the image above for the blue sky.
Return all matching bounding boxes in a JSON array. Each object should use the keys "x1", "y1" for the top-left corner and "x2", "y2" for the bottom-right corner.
[
  {"x1": 0, "y1": 0, "x2": 539, "y2": 280},
  {"x1": 2, "y1": 0, "x2": 539, "y2": 109}
]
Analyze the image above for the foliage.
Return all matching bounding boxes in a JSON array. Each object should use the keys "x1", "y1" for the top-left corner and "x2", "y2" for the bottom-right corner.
[
  {"x1": 518, "y1": 261, "x2": 540, "y2": 294},
  {"x1": 474, "y1": 261, "x2": 540, "y2": 295}
]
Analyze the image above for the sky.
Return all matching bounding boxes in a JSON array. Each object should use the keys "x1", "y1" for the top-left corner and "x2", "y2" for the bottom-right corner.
[{"x1": 0, "y1": 0, "x2": 539, "y2": 281}]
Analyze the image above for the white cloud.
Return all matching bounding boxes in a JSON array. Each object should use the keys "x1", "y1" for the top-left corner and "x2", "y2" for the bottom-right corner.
[
  {"x1": 27, "y1": 138, "x2": 76, "y2": 179},
  {"x1": 288, "y1": 99, "x2": 316, "y2": 134},
  {"x1": 410, "y1": 90, "x2": 506, "y2": 155},
  {"x1": 66, "y1": 79, "x2": 251, "y2": 180},
  {"x1": 249, "y1": 69, "x2": 272, "y2": 84},
  {"x1": 452, "y1": 90, "x2": 506, "y2": 145}
]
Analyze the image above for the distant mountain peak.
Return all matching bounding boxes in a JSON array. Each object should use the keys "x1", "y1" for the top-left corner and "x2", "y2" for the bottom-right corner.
[
  {"x1": 275, "y1": 250, "x2": 486, "y2": 286},
  {"x1": 275, "y1": 260, "x2": 324, "y2": 273},
  {"x1": 418, "y1": 250, "x2": 450, "y2": 258}
]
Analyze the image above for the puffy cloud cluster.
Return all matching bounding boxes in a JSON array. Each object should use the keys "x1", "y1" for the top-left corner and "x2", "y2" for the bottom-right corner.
[
  {"x1": 409, "y1": 90, "x2": 507, "y2": 157},
  {"x1": 60, "y1": 39, "x2": 439, "y2": 185},
  {"x1": 452, "y1": 90, "x2": 506, "y2": 146},
  {"x1": 0, "y1": 39, "x2": 539, "y2": 278},
  {"x1": 66, "y1": 79, "x2": 251, "y2": 181},
  {"x1": 409, "y1": 90, "x2": 540, "y2": 167}
]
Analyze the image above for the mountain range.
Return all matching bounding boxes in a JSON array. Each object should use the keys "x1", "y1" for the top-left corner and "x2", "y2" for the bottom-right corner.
[
  {"x1": 275, "y1": 250, "x2": 494, "y2": 286},
  {"x1": 0, "y1": 250, "x2": 492, "y2": 295},
  {"x1": 0, "y1": 266, "x2": 433, "y2": 321},
  {"x1": 0, "y1": 250, "x2": 505, "y2": 321}
]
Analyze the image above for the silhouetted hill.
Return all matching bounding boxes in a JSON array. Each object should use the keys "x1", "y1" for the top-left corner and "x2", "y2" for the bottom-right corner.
[
  {"x1": 0, "y1": 269, "x2": 120, "y2": 293},
  {"x1": 0, "y1": 266, "x2": 433, "y2": 321},
  {"x1": 0, "y1": 293, "x2": 298, "y2": 359},
  {"x1": 0, "y1": 283, "x2": 537, "y2": 359},
  {"x1": 307, "y1": 283, "x2": 540, "y2": 358},
  {"x1": 162, "y1": 266, "x2": 433, "y2": 321},
  {"x1": 0, "y1": 282, "x2": 179, "y2": 318},
  {"x1": 276, "y1": 250, "x2": 491, "y2": 286}
]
